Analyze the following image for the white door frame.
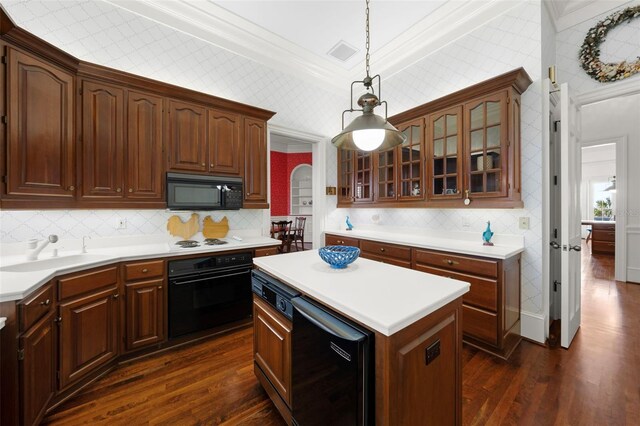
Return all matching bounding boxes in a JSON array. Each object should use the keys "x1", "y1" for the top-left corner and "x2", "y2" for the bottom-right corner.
[
  {"x1": 267, "y1": 123, "x2": 327, "y2": 249},
  {"x1": 580, "y1": 136, "x2": 628, "y2": 282}
]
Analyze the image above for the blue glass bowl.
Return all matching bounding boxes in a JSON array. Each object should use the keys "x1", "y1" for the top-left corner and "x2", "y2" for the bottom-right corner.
[{"x1": 319, "y1": 245, "x2": 360, "y2": 269}]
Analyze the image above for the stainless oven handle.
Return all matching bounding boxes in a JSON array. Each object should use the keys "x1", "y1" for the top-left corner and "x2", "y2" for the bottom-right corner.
[{"x1": 171, "y1": 269, "x2": 251, "y2": 286}]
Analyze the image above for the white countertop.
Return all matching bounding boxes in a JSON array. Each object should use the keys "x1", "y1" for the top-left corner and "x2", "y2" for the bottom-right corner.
[
  {"x1": 325, "y1": 227, "x2": 524, "y2": 259},
  {"x1": 0, "y1": 236, "x2": 280, "y2": 303},
  {"x1": 254, "y1": 250, "x2": 469, "y2": 336},
  {"x1": 0, "y1": 317, "x2": 5, "y2": 330}
]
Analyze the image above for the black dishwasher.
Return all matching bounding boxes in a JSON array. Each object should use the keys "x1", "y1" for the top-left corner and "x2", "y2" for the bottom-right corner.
[{"x1": 291, "y1": 296, "x2": 374, "y2": 426}]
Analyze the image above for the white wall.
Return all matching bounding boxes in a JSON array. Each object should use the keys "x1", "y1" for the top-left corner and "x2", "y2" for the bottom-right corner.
[{"x1": 581, "y1": 94, "x2": 640, "y2": 282}]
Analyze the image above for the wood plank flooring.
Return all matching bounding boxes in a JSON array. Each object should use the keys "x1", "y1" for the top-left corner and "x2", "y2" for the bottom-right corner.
[{"x1": 44, "y1": 247, "x2": 640, "y2": 425}]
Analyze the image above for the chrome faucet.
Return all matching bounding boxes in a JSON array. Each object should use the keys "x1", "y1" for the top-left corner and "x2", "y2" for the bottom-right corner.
[
  {"x1": 82, "y1": 235, "x2": 92, "y2": 253},
  {"x1": 26, "y1": 235, "x2": 58, "y2": 261}
]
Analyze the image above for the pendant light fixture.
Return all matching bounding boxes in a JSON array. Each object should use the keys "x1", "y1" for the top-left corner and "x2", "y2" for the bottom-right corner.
[{"x1": 331, "y1": 0, "x2": 406, "y2": 151}]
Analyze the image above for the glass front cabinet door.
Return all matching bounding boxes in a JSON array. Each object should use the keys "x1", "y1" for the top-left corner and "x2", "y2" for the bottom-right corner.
[
  {"x1": 337, "y1": 149, "x2": 354, "y2": 204},
  {"x1": 397, "y1": 119, "x2": 425, "y2": 200},
  {"x1": 427, "y1": 106, "x2": 462, "y2": 200},
  {"x1": 374, "y1": 147, "x2": 397, "y2": 202},
  {"x1": 354, "y1": 150, "x2": 373, "y2": 202},
  {"x1": 463, "y1": 91, "x2": 509, "y2": 198}
]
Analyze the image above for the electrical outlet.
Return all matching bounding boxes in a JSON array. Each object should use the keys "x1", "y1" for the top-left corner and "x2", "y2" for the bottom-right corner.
[
  {"x1": 462, "y1": 215, "x2": 471, "y2": 228},
  {"x1": 519, "y1": 217, "x2": 530, "y2": 230},
  {"x1": 116, "y1": 218, "x2": 127, "y2": 229},
  {"x1": 425, "y1": 340, "x2": 441, "y2": 365}
]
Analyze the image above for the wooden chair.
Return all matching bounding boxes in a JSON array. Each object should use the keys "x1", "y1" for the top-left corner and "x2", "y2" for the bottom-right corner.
[
  {"x1": 270, "y1": 220, "x2": 293, "y2": 253},
  {"x1": 289, "y1": 217, "x2": 307, "y2": 251}
]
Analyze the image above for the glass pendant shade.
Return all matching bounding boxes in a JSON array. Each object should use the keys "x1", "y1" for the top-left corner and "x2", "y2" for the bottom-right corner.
[{"x1": 332, "y1": 111, "x2": 405, "y2": 151}]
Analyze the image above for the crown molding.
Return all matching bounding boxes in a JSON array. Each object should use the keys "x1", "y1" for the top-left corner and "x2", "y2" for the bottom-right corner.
[
  {"x1": 105, "y1": 0, "x2": 530, "y2": 90},
  {"x1": 548, "y1": 0, "x2": 639, "y2": 32}
]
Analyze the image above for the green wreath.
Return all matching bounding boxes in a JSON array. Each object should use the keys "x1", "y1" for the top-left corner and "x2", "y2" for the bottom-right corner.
[{"x1": 579, "y1": 5, "x2": 640, "y2": 83}]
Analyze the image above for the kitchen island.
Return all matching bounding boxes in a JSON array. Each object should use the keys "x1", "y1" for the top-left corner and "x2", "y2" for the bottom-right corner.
[{"x1": 254, "y1": 250, "x2": 469, "y2": 425}]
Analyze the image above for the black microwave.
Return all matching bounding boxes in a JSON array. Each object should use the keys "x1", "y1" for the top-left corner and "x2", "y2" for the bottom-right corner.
[{"x1": 166, "y1": 173, "x2": 243, "y2": 210}]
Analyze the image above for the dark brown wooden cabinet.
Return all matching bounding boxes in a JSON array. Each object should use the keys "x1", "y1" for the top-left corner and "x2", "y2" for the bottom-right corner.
[
  {"x1": 208, "y1": 109, "x2": 242, "y2": 176},
  {"x1": 591, "y1": 222, "x2": 615, "y2": 255},
  {"x1": 19, "y1": 311, "x2": 56, "y2": 426},
  {"x1": 360, "y1": 239, "x2": 411, "y2": 269},
  {"x1": 166, "y1": 99, "x2": 208, "y2": 173},
  {"x1": 253, "y1": 295, "x2": 292, "y2": 408},
  {"x1": 57, "y1": 267, "x2": 119, "y2": 389},
  {"x1": 5, "y1": 47, "x2": 75, "y2": 199},
  {"x1": 126, "y1": 90, "x2": 164, "y2": 200},
  {"x1": 123, "y1": 259, "x2": 166, "y2": 351},
  {"x1": 243, "y1": 117, "x2": 268, "y2": 208},
  {"x1": 427, "y1": 106, "x2": 463, "y2": 200},
  {"x1": 336, "y1": 69, "x2": 531, "y2": 209},
  {"x1": 80, "y1": 79, "x2": 125, "y2": 199},
  {"x1": 324, "y1": 233, "x2": 360, "y2": 247}
]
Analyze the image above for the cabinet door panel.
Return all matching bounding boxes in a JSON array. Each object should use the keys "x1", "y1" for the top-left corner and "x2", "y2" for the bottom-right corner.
[
  {"x1": 20, "y1": 312, "x2": 56, "y2": 426},
  {"x1": 253, "y1": 296, "x2": 292, "y2": 407},
  {"x1": 81, "y1": 80, "x2": 125, "y2": 198},
  {"x1": 208, "y1": 109, "x2": 242, "y2": 175},
  {"x1": 354, "y1": 150, "x2": 373, "y2": 202},
  {"x1": 244, "y1": 118, "x2": 268, "y2": 206},
  {"x1": 337, "y1": 149, "x2": 354, "y2": 204},
  {"x1": 7, "y1": 48, "x2": 75, "y2": 197},
  {"x1": 397, "y1": 119, "x2": 425, "y2": 200},
  {"x1": 427, "y1": 107, "x2": 462, "y2": 200},
  {"x1": 58, "y1": 287, "x2": 119, "y2": 389},
  {"x1": 125, "y1": 279, "x2": 165, "y2": 351},
  {"x1": 167, "y1": 100, "x2": 207, "y2": 172},
  {"x1": 127, "y1": 90, "x2": 164, "y2": 199}
]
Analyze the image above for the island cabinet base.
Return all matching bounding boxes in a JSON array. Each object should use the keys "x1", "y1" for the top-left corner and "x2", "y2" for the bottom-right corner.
[{"x1": 374, "y1": 298, "x2": 463, "y2": 426}]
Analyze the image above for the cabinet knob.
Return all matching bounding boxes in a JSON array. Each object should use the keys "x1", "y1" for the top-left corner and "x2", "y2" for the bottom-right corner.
[
  {"x1": 68, "y1": 185, "x2": 75, "y2": 191},
  {"x1": 40, "y1": 299, "x2": 50, "y2": 306},
  {"x1": 157, "y1": 285, "x2": 163, "y2": 289},
  {"x1": 142, "y1": 268, "x2": 149, "y2": 273},
  {"x1": 116, "y1": 188, "x2": 122, "y2": 193},
  {"x1": 54, "y1": 316, "x2": 62, "y2": 323},
  {"x1": 201, "y1": 163, "x2": 205, "y2": 167},
  {"x1": 128, "y1": 188, "x2": 133, "y2": 193},
  {"x1": 210, "y1": 163, "x2": 214, "y2": 168},
  {"x1": 443, "y1": 259, "x2": 459, "y2": 266},
  {"x1": 380, "y1": 247, "x2": 385, "y2": 252},
  {"x1": 113, "y1": 294, "x2": 120, "y2": 300},
  {"x1": 246, "y1": 192, "x2": 250, "y2": 196}
]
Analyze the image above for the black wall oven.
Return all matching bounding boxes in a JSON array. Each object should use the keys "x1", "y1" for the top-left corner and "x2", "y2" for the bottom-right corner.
[{"x1": 168, "y1": 252, "x2": 253, "y2": 339}]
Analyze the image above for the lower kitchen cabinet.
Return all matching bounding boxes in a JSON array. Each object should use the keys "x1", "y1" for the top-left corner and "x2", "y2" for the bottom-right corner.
[
  {"x1": 57, "y1": 267, "x2": 120, "y2": 389},
  {"x1": 324, "y1": 233, "x2": 360, "y2": 247},
  {"x1": 125, "y1": 279, "x2": 165, "y2": 351},
  {"x1": 253, "y1": 295, "x2": 292, "y2": 408},
  {"x1": 360, "y1": 239, "x2": 412, "y2": 268},
  {"x1": 19, "y1": 311, "x2": 56, "y2": 426}
]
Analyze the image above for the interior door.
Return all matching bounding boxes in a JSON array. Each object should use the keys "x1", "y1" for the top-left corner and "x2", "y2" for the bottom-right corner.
[{"x1": 560, "y1": 83, "x2": 582, "y2": 348}]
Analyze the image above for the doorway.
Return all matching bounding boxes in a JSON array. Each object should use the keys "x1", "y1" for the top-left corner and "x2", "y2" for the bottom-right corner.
[{"x1": 267, "y1": 124, "x2": 326, "y2": 249}]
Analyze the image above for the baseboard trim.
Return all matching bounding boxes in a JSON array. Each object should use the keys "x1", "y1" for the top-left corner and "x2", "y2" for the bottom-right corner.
[
  {"x1": 627, "y1": 267, "x2": 640, "y2": 284},
  {"x1": 520, "y1": 310, "x2": 546, "y2": 344}
]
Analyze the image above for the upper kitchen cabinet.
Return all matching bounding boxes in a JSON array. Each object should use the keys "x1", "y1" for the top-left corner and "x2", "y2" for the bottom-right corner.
[
  {"x1": 208, "y1": 109, "x2": 242, "y2": 176},
  {"x1": 374, "y1": 147, "x2": 396, "y2": 202},
  {"x1": 166, "y1": 99, "x2": 207, "y2": 173},
  {"x1": 0, "y1": 14, "x2": 276, "y2": 209},
  {"x1": 337, "y1": 149, "x2": 354, "y2": 204},
  {"x1": 80, "y1": 79, "x2": 125, "y2": 199},
  {"x1": 5, "y1": 47, "x2": 75, "y2": 200},
  {"x1": 337, "y1": 150, "x2": 373, "y2": 206},
  {"x1": 397, "y1": 119, "x2": 425, "y2": 201},
  {"x1": 427, "y1": 106, "x2": 463, "y2": 201},
  {"x1": 126, "y1": 90, "x2": 164, "y2": 200},
  {"x1": 243, "y1": 117, "x2": 268, "y2": 208}
]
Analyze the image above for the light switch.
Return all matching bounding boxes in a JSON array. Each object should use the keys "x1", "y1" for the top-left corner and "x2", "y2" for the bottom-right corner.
[{"x1": 519, "y1": 217, "x2": 530, "y2": 230}]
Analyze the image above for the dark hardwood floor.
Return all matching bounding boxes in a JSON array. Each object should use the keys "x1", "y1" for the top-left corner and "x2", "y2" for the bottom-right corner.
[{"x1": 44, "y1": 246, "x2": 639, "y2": 425}]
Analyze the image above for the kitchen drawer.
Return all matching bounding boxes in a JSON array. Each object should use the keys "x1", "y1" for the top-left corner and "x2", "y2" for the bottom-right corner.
[
  {"x1": 463, "y1": 304, "x2": 498, "y2": 346},
  {"x1": 58, "y1": 266, "x2": 118, "y2": 300},
  {"x1": 592, "y1": 230, "x2": 615, "y2": 242},
  {"x1": 360, "y1": 252, "x2": 411, "y2": 269},
  {"x1": 124, "y1": 260, "x2": 164, "y2": 281},
  {"x1": 254, "y1": 247, "x2": 279, "y2": 257},
  {"x1": 592, "y1": 241, "x2": 615, "y2": 255},
  {"x1": 414, "y1": 264, "x2": 497, "y2": 312},
  {"x1": 414, "y1": 249, "x2": 498, "y2": 278},
  {"x1": 19, "y1": 282, "x2": 54, "y2": 332},
  {"x1": 325, "y1": 234, "x2": 359, "y2": 247},
  {"x1": 360, "y1": 240, "x2": 411, "y2": 262}
]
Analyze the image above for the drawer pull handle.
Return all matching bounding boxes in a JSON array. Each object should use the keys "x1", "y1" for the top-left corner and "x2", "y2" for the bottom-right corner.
[
  {"x1": 68, "y1": 185, "x2": 75, "y2": 191},
  {"x1": 443, "y1": 259, "x2": 459, "y2": 266},
  {"x1": 116, "y1": 188, "x2": 122, "y2": 193},
  {"x1": 113, "y1": 294, "x2": 120, "y2": 300},
  {"x1": 142, "y1": 268, "x2": 149, "y2": 273},
  {"x1": 380, "y1": 247, "x2": 385, "y2": 252},
  {"x1": 210, "y1": 163, "x2": 214, "y2": 168},
  {"x1": 40, "y1": 299, "x2": 50, "y2": 306},
  {"x1": 54, "y1": 316, "x2": 62, "y2": 323},
  {"x1": 201, "y1": 163, "x2": 205, "y2": 167},
  {"x1": 157, "y1": 286, "x2": 163, "y2": 290},
  {"x1": 128, "y1": 188, "x2": 133, "y2": 193}
]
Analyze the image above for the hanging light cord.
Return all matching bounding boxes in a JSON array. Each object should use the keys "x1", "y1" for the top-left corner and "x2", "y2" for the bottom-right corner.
[{"x1": 365, "y1": 0, "x2": 371, "y2": 79}]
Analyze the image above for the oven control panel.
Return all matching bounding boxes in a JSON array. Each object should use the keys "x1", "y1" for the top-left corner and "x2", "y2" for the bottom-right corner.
[{"x1": 251, "y1": 270, "x2": 300, "y2": 320}]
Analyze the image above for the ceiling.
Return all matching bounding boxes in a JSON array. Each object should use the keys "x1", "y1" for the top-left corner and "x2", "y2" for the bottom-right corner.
[{"x1": 106, "y1": 0, "x2": 635, "y2": 89}]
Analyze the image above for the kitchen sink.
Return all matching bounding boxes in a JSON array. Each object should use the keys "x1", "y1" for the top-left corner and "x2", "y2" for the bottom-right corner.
[{"x1": 0, "y1": 254, "x2": 112, "y2": 273}]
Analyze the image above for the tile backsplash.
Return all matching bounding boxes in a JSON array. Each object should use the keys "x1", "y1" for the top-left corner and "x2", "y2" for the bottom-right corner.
[{"x1": 0, "y1": 209, "x2": 264, "y2": 243}]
